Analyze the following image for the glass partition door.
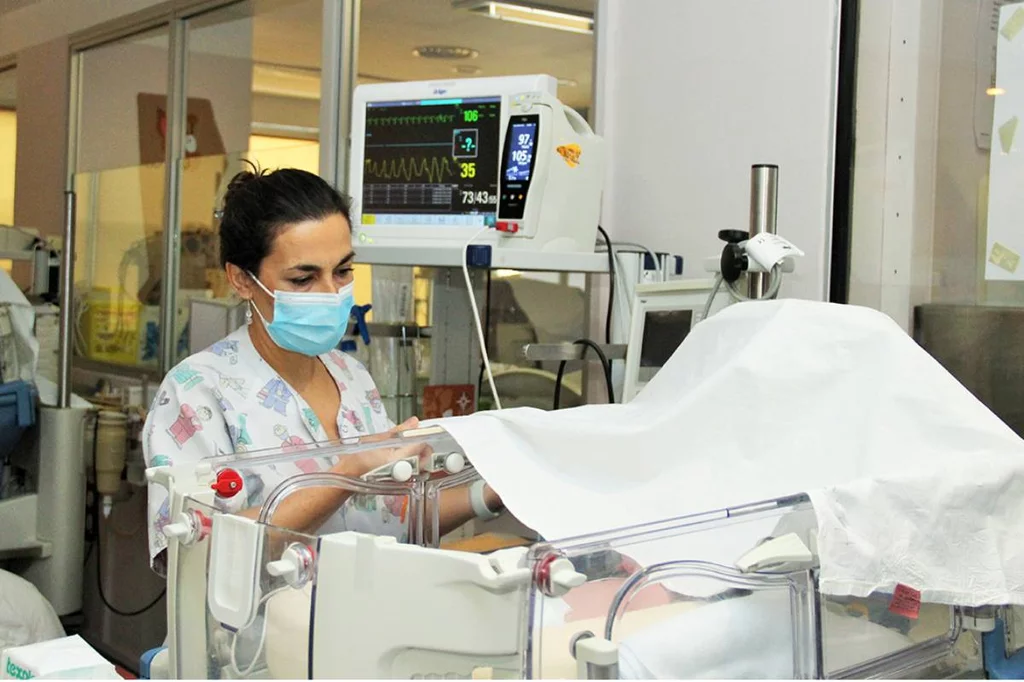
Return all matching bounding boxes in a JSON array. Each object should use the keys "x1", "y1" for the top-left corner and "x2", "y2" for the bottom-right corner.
[{"x1": 71, "y1": 27, "x2": 170, "y2": 375}]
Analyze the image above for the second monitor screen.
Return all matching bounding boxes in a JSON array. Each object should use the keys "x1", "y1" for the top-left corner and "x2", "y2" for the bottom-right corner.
[{"x1": 362, "y1": 96, "x2": 501, "y2": 227}]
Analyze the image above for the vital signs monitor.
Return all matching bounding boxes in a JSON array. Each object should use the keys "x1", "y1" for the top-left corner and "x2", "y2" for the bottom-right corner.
[
  {"x1": 348, "y1": 76, "x2": 556, "y2": 247},
  {"x1": 348, "y1": 75, "x2": 607, "y2": 271}
]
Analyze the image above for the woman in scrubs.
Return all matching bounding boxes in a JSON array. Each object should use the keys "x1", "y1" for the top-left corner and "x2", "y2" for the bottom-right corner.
[{"x1": 143, "y1": 167, "x2": 502, "y2": 574}]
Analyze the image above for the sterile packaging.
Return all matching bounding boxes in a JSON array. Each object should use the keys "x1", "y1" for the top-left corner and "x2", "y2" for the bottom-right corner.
[{"x1": 0, "y1": 635, "x2": 121, "y2": 679}]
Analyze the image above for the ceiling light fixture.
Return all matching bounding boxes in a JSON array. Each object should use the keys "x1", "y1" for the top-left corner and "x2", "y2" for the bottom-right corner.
[
  {"x1": 413, "y1": 45, "x2": 480, "y2": 60},
  {"x1": 987, "y1": 87, "x2": 1006, "y2": 96},
  {"x1": 456, "y1": 1, "x2": 593, "y2": 35}
]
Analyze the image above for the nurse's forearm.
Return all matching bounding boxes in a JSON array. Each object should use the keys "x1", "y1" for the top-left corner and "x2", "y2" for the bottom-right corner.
[
  {"x1": 237, "y1": 456, "x2": 367, "y2": 534},
  {"x1": 437, "y1": 483, "x2": 502, "y2": 537},
  {"x1": 237, "y1": 486, "x2": 353, "y2": 534}
]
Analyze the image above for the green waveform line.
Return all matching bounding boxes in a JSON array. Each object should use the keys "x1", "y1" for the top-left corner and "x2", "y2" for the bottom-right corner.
[
  {"x1": 364, "y1": 156, "x2": 457, "y2": 183},
  {"x1": 367, "y1": 114, "x2": 456, "y2": 126}
]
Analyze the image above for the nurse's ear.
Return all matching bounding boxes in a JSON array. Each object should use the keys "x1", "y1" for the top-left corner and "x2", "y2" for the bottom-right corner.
[{"x1": 225, "y1": 263, "x2": 256, "y2": 302}]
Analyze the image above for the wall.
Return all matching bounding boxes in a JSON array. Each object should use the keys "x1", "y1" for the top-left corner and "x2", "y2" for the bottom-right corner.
[
  {"x1": 593, "y1": 0, "x2": 842, "y2": 304},
  {"x1": 13, "y1": 37, "x2": 70, "y2": 239},
  {"x1": 0, "y1": 0, "x2": 166, "y2": 59},
  {"x1": 848, "y1": 0, "x2": 943, "y2": 331},
  {"x1": 0, "y1": 110, "x2": 14, "y2": 224}
]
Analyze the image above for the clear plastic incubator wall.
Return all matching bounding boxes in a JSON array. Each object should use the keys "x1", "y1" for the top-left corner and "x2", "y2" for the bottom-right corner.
[{"x1": 150, "y1": 426, "x2": 997, "y2": 680}]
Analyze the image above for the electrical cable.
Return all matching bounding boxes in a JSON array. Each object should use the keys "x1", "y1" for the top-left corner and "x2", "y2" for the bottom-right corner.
[
  {"x1": 596, "y1": 241, "x2": 659, "y2": 271},
  {"x1": 701, "y1": 274, "x2": 725, "y2": 322},
  {"x1": 553, "y1": 338, "x2": 614, "y2": 410},
  {"x1": 701, "y1": 264, "x2": 784, "y2": 323},
  {"x1": 724, "y1": 264, "x2": 783, "y2": 302},
  {"x1": 476, "y1": 269, "x2": 492, "y2": 400},
  {"x1": 91, "y1": 427, "x2": 165, "y2": 618},
  {"x1": 462, "y1": 227, "x2": 502, "y2": 410},
  {"x1": 228, "y1": 587, "x2": 289, "y2": 678},
  {"x1": 596, "y1": 226, "x2": 614, "y2": 345}
]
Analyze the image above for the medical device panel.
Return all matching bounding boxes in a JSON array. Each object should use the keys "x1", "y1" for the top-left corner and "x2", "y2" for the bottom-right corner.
[
  {"x1": 348, "y1": 75, "x2": 606, "y2": 270},
  {"x1": 621, "y1": 279, "x2": 729, "y2": 402},
  {"x1": 348, "y1": 76, "x2": 554, "y2": 247}
]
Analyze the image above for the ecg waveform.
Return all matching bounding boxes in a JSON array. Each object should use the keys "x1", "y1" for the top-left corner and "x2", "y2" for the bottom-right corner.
[
  {"x1": 367, "y1": 114, "x2": 455, "y2": 126},
  {"x1": 364, "y1": 156, "x2": 458, "y2": 184}
]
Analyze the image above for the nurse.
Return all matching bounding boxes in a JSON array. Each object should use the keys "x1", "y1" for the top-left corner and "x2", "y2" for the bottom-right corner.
[{"x1": 144, "y1": 167, "x2": 502, "y2": 574}]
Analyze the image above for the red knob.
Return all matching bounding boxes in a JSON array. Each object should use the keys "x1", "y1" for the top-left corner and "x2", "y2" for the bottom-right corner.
[{"x1": 211, "y1": 468, "x2": 243, "y2": 498}]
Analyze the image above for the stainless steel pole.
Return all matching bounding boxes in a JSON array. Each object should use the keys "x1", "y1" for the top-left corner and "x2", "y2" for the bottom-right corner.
[
  {"x1": 57, "y1": 190, "x2": 76, "y2": 408},
  {"x1": 747, "y1": 164, "x2": 779, "y2": 298}
]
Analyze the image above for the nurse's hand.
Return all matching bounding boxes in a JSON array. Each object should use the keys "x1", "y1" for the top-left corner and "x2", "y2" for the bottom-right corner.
[
  {"x1": 361, "y1": 416, "x2": 420, "y2": 444},
  {"x1": 334, "y1": 427, "x2": 433, "y2": 480}
]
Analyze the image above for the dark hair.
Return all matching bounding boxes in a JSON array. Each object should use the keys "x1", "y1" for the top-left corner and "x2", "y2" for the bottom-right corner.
[{"x1": 218, "y1": 165, "x2": 353, "y2": 274}]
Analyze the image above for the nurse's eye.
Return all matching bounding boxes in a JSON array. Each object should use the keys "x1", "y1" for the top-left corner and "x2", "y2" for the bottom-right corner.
[
  {"x1": 334, "y1": 267, "x2": 354, "y2": 279},
  {"x1": 289, "y1": 276, "x2": 314, "y2": 287}
]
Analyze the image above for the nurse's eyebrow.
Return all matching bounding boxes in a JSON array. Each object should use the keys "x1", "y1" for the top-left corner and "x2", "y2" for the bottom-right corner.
[{"x1": 286, "y1": 252, "x2": 355, "y2": 273}]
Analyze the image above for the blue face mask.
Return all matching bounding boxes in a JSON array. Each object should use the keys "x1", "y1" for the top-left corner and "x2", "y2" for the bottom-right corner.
[{"x1": 248, "y1": 274, "x2": 355, "y2": 356}]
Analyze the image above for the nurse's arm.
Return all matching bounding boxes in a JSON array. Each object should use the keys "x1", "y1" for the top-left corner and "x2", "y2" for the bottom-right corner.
[
  {"x1": 437, "y1": 483, "x2": 503, "y2": 537},
  {"x1": 237, "y1": 442, "x2": 430, "y2": 534}
]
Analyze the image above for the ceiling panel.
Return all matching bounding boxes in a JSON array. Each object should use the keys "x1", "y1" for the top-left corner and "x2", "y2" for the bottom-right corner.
[{"x1": 248, "y1": 0, "x2": 594, "y2": 109}]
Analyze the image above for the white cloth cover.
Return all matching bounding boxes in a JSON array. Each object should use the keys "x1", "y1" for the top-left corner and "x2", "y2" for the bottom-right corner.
[
  {"x1": 0, "y1": 570, "x2": 65, "y2": 658},
  {"x1": 440, "y1": 299, "x2": 1024, "y2": 606}
]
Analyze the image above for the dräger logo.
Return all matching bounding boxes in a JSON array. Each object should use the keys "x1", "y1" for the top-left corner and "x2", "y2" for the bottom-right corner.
[
  {"x1": 556, "y1": 143, "x2": 582, "y2": 168},
  {"x1": 4, "y1": 658, "x2": 34, "y2": 679}
]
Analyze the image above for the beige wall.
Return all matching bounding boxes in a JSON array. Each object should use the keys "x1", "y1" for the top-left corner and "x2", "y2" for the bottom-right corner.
[
  {"x1": 13, "y1": 36, "x2": 69, "y2": 240},
  {"x1": 0, "y1": 0, "x2": 166, "y2": 59},
  {"x1": 0, "y1": 110, "x2": 15, "y2": 225}
]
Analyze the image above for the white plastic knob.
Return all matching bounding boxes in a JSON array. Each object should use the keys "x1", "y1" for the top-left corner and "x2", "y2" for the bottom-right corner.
[
  {"x1": 444, "y1": 453, "x2": 466, "y2": 474},
  {"x1": 390, "y1": 459, "x2": 414, "y2": 482},
  {"x1": 265, "y1": 544, "x2": 313, "y2": 588},
  {"x1": 162, "y1": 522, "x2": 190, "y2": 539},
  {"x1": 266, "y1": 559, "x2": 296, "y2": 580},
  {"x1": 548, "y1": 558, "x2": 586, "y2": 597}
]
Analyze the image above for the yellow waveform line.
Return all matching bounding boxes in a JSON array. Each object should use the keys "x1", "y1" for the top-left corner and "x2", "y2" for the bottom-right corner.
[{"x1": 364, "y1": 156, "x2": 457, "y2": 183}]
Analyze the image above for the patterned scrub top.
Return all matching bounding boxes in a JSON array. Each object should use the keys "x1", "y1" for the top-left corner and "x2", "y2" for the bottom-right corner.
[{"x1": 143, "y1": 324, "x2": 406, "y2": 564}]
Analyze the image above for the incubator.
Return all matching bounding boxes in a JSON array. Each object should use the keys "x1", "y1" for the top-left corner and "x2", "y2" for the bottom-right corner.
[{"x1": 149, "y1": 426, "x2": 1003, "y2": 680}]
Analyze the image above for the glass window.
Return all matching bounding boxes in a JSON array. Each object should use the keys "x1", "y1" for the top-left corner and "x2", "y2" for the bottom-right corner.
[
  {"x1": 176, "y1": 0, "x2": 324, "y2": 361},
  {"x1": 850, "y1": 4, "x2": 1024, "y2": 437},
  {"x1": 72, "y1": 27, "x2": 170, "y2": 371}
]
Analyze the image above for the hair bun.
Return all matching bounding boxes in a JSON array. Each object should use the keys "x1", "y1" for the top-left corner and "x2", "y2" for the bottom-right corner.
[{"x1": 226, "y1": 169, "x2": 259, "y2": 195}]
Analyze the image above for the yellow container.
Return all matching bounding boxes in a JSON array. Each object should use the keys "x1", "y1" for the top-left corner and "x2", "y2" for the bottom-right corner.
[{"x1": 82, "y1": 293, "x2": 141, "y2": 366}]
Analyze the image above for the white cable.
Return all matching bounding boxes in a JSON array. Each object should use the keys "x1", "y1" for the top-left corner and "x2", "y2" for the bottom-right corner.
[
  {"x1": 461, "y1": 226, "x2": 502, "y2": 411},
  {"x1": 228, "y1": 586, "x2": 288, "y2": 677},
  {"x1": 701, "y1": 274, "x2": 725, "y2": 322},
  {"x1": 702, "y1": 265, "x2": 784, "y2": 323}
]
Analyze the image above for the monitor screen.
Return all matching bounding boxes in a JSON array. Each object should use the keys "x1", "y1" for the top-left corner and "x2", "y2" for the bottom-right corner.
[
  {"x1": 505, "y1": 120, "x2": 538, "y2": 182},
  {"x1": 361, "y1": 96, "x2": 501, "y2": 228},
  {"x1": 499, "y1": 115, "x2": 540, "y2": 221},
  {"x1": 640, "y1": 309, "x2": 694, "y2": 369}
]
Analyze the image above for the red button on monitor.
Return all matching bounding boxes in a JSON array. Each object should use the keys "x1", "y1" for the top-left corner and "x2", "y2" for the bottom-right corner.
[{"x1": 496, "y1": 221, "x2": 520, "y2": 234}]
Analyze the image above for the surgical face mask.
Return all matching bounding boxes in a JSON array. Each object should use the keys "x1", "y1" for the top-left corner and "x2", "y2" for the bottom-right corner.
[{"x1": 248, "y1": 273, "x2": 355, "y2": 356}]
